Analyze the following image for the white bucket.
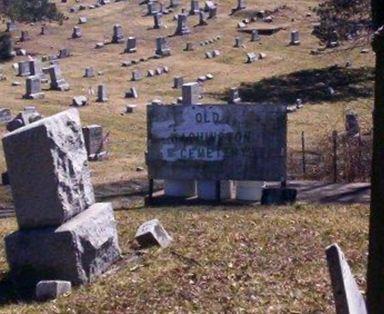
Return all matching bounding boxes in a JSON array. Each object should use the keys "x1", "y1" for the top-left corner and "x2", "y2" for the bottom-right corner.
[
  {"x1": 164, "y1": 180, "x2": 196, "y2": 197},
  {"x1": 235, "y1": 181, "x2": 266, "y2": 201},
  {"x1": 197, "y1": 180, "x2": 234, "y2": 200}
]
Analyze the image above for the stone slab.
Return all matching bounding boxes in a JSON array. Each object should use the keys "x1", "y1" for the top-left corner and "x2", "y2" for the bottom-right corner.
[
  {"x1": 260, "y1": 188, "x2": 297, "y2": 205},
  {"x1": 135, "y1": 219, "x2": 172, "y2": 248},
  {"x1": 2, "y1": 109, "x2": 95, "y2": 229},
  {"x1": 36, "y1": 280, "x2": 71, "y2": 301},
  {"x1": 326, "y1": 244, "x2": 367, "y2": 314},
  {"x1": 5, "y1": 202, "x2": 121, "y2": 285}
]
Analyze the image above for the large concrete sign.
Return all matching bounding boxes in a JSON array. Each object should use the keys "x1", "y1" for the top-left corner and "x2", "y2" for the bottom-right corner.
[{"x1": 146, "y1": 103, "x2": 287, "y2": 181}]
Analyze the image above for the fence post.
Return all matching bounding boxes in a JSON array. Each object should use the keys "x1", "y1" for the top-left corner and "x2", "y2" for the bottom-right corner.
[
  {"x1": 301, "y1": 131, "x2": 306, "y2": 176},
  {"x1": 332, "y1": 130, "x2": 338, "y2": 183}
]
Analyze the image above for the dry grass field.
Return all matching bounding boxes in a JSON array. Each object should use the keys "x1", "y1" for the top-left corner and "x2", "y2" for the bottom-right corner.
[{"x1": 0, "y1": 0, "x2": 375, "y2": 312}]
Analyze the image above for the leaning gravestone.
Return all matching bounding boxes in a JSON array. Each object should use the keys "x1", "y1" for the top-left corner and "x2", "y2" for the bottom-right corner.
[
  {"x1": 175, "y1": 12, "x2": 191, "y2": 35},
  {"x1": 72, "y1": 26, "x2": 82, "y2": 39},
  {"x1": 326, "y1": 244, "x2": 367, "y2": 314},
  {"x1": 112, "y1": 24, "x2": 124, "y2": 43},
  {"x1": 3, "y1": 109, "x2": 120, "y2": 285},
  {"x1": 135, "y1": 219, "x2": 173, "y2": 248},
  {"x1": 0, "y1": 108, "x2": 12, "y2": 125},
  {"x1": 44, "y1": 64, "x2": 70, "y2": 91},
  {"x1": 82, "y1": 124, "x2": 107, "y2": 160}
]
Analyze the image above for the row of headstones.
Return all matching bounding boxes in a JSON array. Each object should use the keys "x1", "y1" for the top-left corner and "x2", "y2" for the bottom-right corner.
[{"x1": 131, "y1": 65, "x2": 169, "y2": 81}]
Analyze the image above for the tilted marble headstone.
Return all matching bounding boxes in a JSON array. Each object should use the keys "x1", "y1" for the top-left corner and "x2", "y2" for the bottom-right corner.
[
  {"x1": 135, "y1": 219, "x2": 173, "y2": 248},
  {"x1": 132, "y1": 70, "x2": 143, "y2": 81},
  {"x1": 112, "y1": 24, "x2": 124, "y2": 43},
  {"x1": 97, "y1": 84, "x2": 108, "y2": 102},
  {"x1": 23, "y1": 75, "x2": 45, "y2": 99},
  {"x1": 3, "y1": 109, "x2": 95, "y2": 229},
  {"x1": 44, "y1": 65, "x2": 70, "y2": 91},
  {"x1": 326, "y1": 244, "x2": 367, "y2": 314},
  {"x1": 175, "y1": 12, "x2": 191, "y2": 35},
  {"x1": 125, "y1": 37, "x2": 137, "y2": 53},
  {"x1": 182, "y1": 82, "x2": 200, "y2": 105},
  {"x1": 190, "y1": 0, "x2": 200, "y2": 15},
  {"x1": 246, "y1": 52, "x2": 257, "y2": 63}
]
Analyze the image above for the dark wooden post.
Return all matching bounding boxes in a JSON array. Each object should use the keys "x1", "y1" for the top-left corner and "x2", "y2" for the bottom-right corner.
[
  {"x1": 367, "y1": 13, "x2": 384, "y2": 311},
  {"x1": 301, "y1": 131, "x2": 306, "y2": 176},
  {"x1": 332, "y1": 130, "x2": 338, "y2": 183}
]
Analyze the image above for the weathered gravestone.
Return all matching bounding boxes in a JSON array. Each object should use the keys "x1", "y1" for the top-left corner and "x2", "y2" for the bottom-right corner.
[
  {"x1": 204, "y1": 1, "x2": 217, "y2": 18},
  {"x1": 175, "y1": 12, "x2": 191, "y2": 35},
  {"x1": 155, "y1": 37, "x2": 171, "y2": 56},
  {"x1": 185, "y1": 42, "x2": 194, "y2": 51},
  {"x1": 147, "y1": 1, "x2": 159, "y2": 15},
  {"x1": 3, "y1": 109, "x2": 120, "y2": 284},
  {"x1": 235, "y1": 0, "x2": 246, "y2": 10},
  {"x1": 97, "y1": 84, "x2": 108, "y2": 102},
  {"x1": 112, "y1": 24, "x2": 124, "y2": 43},
  {"x1": 23, "y1": 75, "x2": 45, "y2": 99},
  {"x1": 6, "y1": 108, "x2": 42, "y2": 132},
  {"x1": 29, "y1": 60, "x2": 43, "y2": 77},
  {"x1": 154, "y1": 12, "x2": 164, "y2": 29},
  {"x1": 20, "y1": 31, "x2": 31, "y2": 42},
  {"x1": 229, "y1": 87, "x2": 241, "y2": 103},
  {"x1": 326, "y1": 244, "x2": 367, "y2": 314},
  {"x1": 147, "y1": 103, "x2": 287, "y2": 181},
  {"x1": 44, "y1": 65, "x2": 70, "y2": 91},
  {"x1": 82, "y1": 124, "x2": 107, "y2": 160},
  {"x1": 0, "y1": 108, "x2": 12, "y2": 125},
  {"x1": 84, "y1": 67, "x2": 95, "y2": 78},
  {"x1": 234, "y1": 36, "x2": 243, "y2": 48},
  {"x1": 125, "y1": 37, "x2": 137, "y2": 53},
  {"x1": 251, "y1": 29, "x2": 260, "y2": 42},
  {"x1": 173, "y1": 76, "x2": 184, "y2": 88},
  {"x1": 132, "y1": 70, "x2": 143, "y2": 81},
  {"x1": 345, "y1": 112, "x2": 360, "y2": 137},
  {"x1": 199, "y1": 9, "x2": 208, "y2": 25},
  {"x1": 58, "y1": 48, "x2": 71, "y2": 59},
  {"x1": 18, "y1": 61, "x2": 31, "y2": 77},
  {"x1": 169, "y1": 0, "x2": 180, "y2": 7},
  {"x1": 290, "y1": 30, "x2": 300, "y2": 45},
  {"x1": 36, "y1": 280, "x2": 71, "y2": 301},
  {"x1": 246, "y1": 52, "x2": 257, "y2": 63},
  {"x1": 182, "y1": 82, "x2": 200, "y2": 105},
  {"x1": 6, "y1": 21, "x2": 17, "y2": 32},
  {"x1": 190, "y1": 0, "x2": 200, "y2": 15},
  {"x1": 72, "y1": 26, "x2": 82, "y2": 39},
  {"x1": 135, "y1": 219, "x2": 173, "y2": 248}
]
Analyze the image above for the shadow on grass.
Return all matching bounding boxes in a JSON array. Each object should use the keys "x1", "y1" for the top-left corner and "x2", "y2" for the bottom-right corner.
[
  {"x1": 0, "y1": 271, "x2": 37, "y2": 306},
  {"x1": 217, "y1": 66, "x2": 374, "y2": 105}
]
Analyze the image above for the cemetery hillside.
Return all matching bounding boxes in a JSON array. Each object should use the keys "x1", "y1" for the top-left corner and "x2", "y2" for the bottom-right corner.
[{"x1": 0, "y1": 0, "x2": 375, "y2": 312}]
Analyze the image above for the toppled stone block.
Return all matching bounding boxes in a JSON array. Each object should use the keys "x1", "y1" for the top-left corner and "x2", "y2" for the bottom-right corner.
[
  {"x1": 135, "y1": 219, "x2": 172, "y2": 248},
  {"x1": 36, "y1": 280, "x2": 71, "y2": 301},
  {"x1": 3, "y1": 109, "x2": 95, "y2": 229},
  {"x1": 6, "y1": 202, "x2": 121, "y2": 285},
  {"x1": 72, "y1": 95, "x2": 88, "y2": 107},
  {"x1": 261, "y1": 188, "x2": 297, "y2": 205}
]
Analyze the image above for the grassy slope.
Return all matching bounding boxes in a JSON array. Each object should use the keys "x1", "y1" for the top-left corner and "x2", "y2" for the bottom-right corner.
[
  {"x1": 0, "y1": 204, "x2": 368, "y2": 313},
  {"x1": 0, "y1": 0, "x2": 374, "y2": 312}
]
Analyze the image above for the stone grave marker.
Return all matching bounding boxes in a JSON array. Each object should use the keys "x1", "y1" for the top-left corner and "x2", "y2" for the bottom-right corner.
[
  {"x1": 97, "y1": 84, "x2": 108, "y2": 102},
  {"x1": 36, "y1": 280, "x2": 71, "y2": 301},
  {"x1": 78, "y1": 16, "x2": 87, "y2": 24},
  {"x1": 0, "y1": 108, "x2": 12, "y2": 125},
  {"x1": 251, "y1": 29, "x2": 260, "y2": 41},
  {"x1": 234, "y1": 36, "x2": 243, "y2": 48},
  {"x1": 175, "y1": 12, "x2": 191, "y2": 35},
  {"x1": 290, "y1": 30, "x2": 300, "y2": 45},
  {"x1": 182, "y1": 82, "x2": 200, "y2": 105},
  {"x1": 205, "y1": 1, "x2": 217, "y2": 18},
  {"x1": 125, "y1": 87, "x2": 138, "y2": 98},
  {"x1": 58, "y1": 48, "x2": 71, "y2": 59},
  {"x1": 112, "y1": 24, "x2": 124, "y2": 43},
  {"x1": 246, "y1": 52, "x2": 257, "y2": 63},
  {"x1": 169, "y1": 0, "x2": 180, "y2": 7},
  {"x1": 147, "y1": 69, "x2": 155, "y2": 77},
  {"x1": 6, "y1": 107, "x2": 42, "y2": 132},
  {"x1": 173, "y1": 76, "x2": 184, "y2": 88},
  {"x1": 235, "y1": 0, "x2": 246, "y2": 11},
  {"x1": 44, "y1": 64, "x2": 70, "y2": 91},
  {"x1": 155, "y1": 37, "x2": 171, "y2": 56},
  {"x1": 345, "y1": 112, "x2": 360, "y2": 137},
  {"x1": 29, "y1": 59, "x2": 43, "y2": 77},
  {"x1": 326, "y1": 244, "x2": 367, "y2": 314},
  {"x1": 72, "y1": 26, "x2": 82, "y2": 39},
  {"x1": 20, "y1": 31, "x2": 31, "y2": 42},
  {"x1": 6, "y1": 20, "x2": 17, "y2": 32},
  {"x1": 185, "y1": 42, "x2": 194, "y2": 51},
  {"x1": 72, "y1": 95, "x2": 88, "y2": 107},
  {"x1": 18, "y1": 61, "x2": 31, "y2": 77},
  {"x1": 84, "y1": 67, "x2": 95, "y2": 78},
  {"x1": 135, "y1": 219, "x2": 173, "y2": 248},
  {"x1": 82, "y1": 124, "x2": 107, "y2": 160},
  {"x1": 125, "y1": 37, "x2": 137, "y2": 53},
  {"x1": 199, "y1": 9, "x2": 208, "y2": 25},
  {"x1": 154, "y1": 12, "x2": 164, "y2": 29},
  {"x1": 23, "y1": 75, "x2": 45, "y2": 99},
  {"x1": 132, "y1": 70, "x2": 143, "y2": 81},
  {"x1": 229, "y1": 87, "x2": 241, "y2": 103},
  {"x1": 190, "y1": 0, "x2": 200, "y2": 15}
]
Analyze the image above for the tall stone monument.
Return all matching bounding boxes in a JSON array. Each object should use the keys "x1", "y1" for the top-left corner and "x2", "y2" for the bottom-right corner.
[{"x1": 3, "y1": 109, "x2": 120, "y2": 285}]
